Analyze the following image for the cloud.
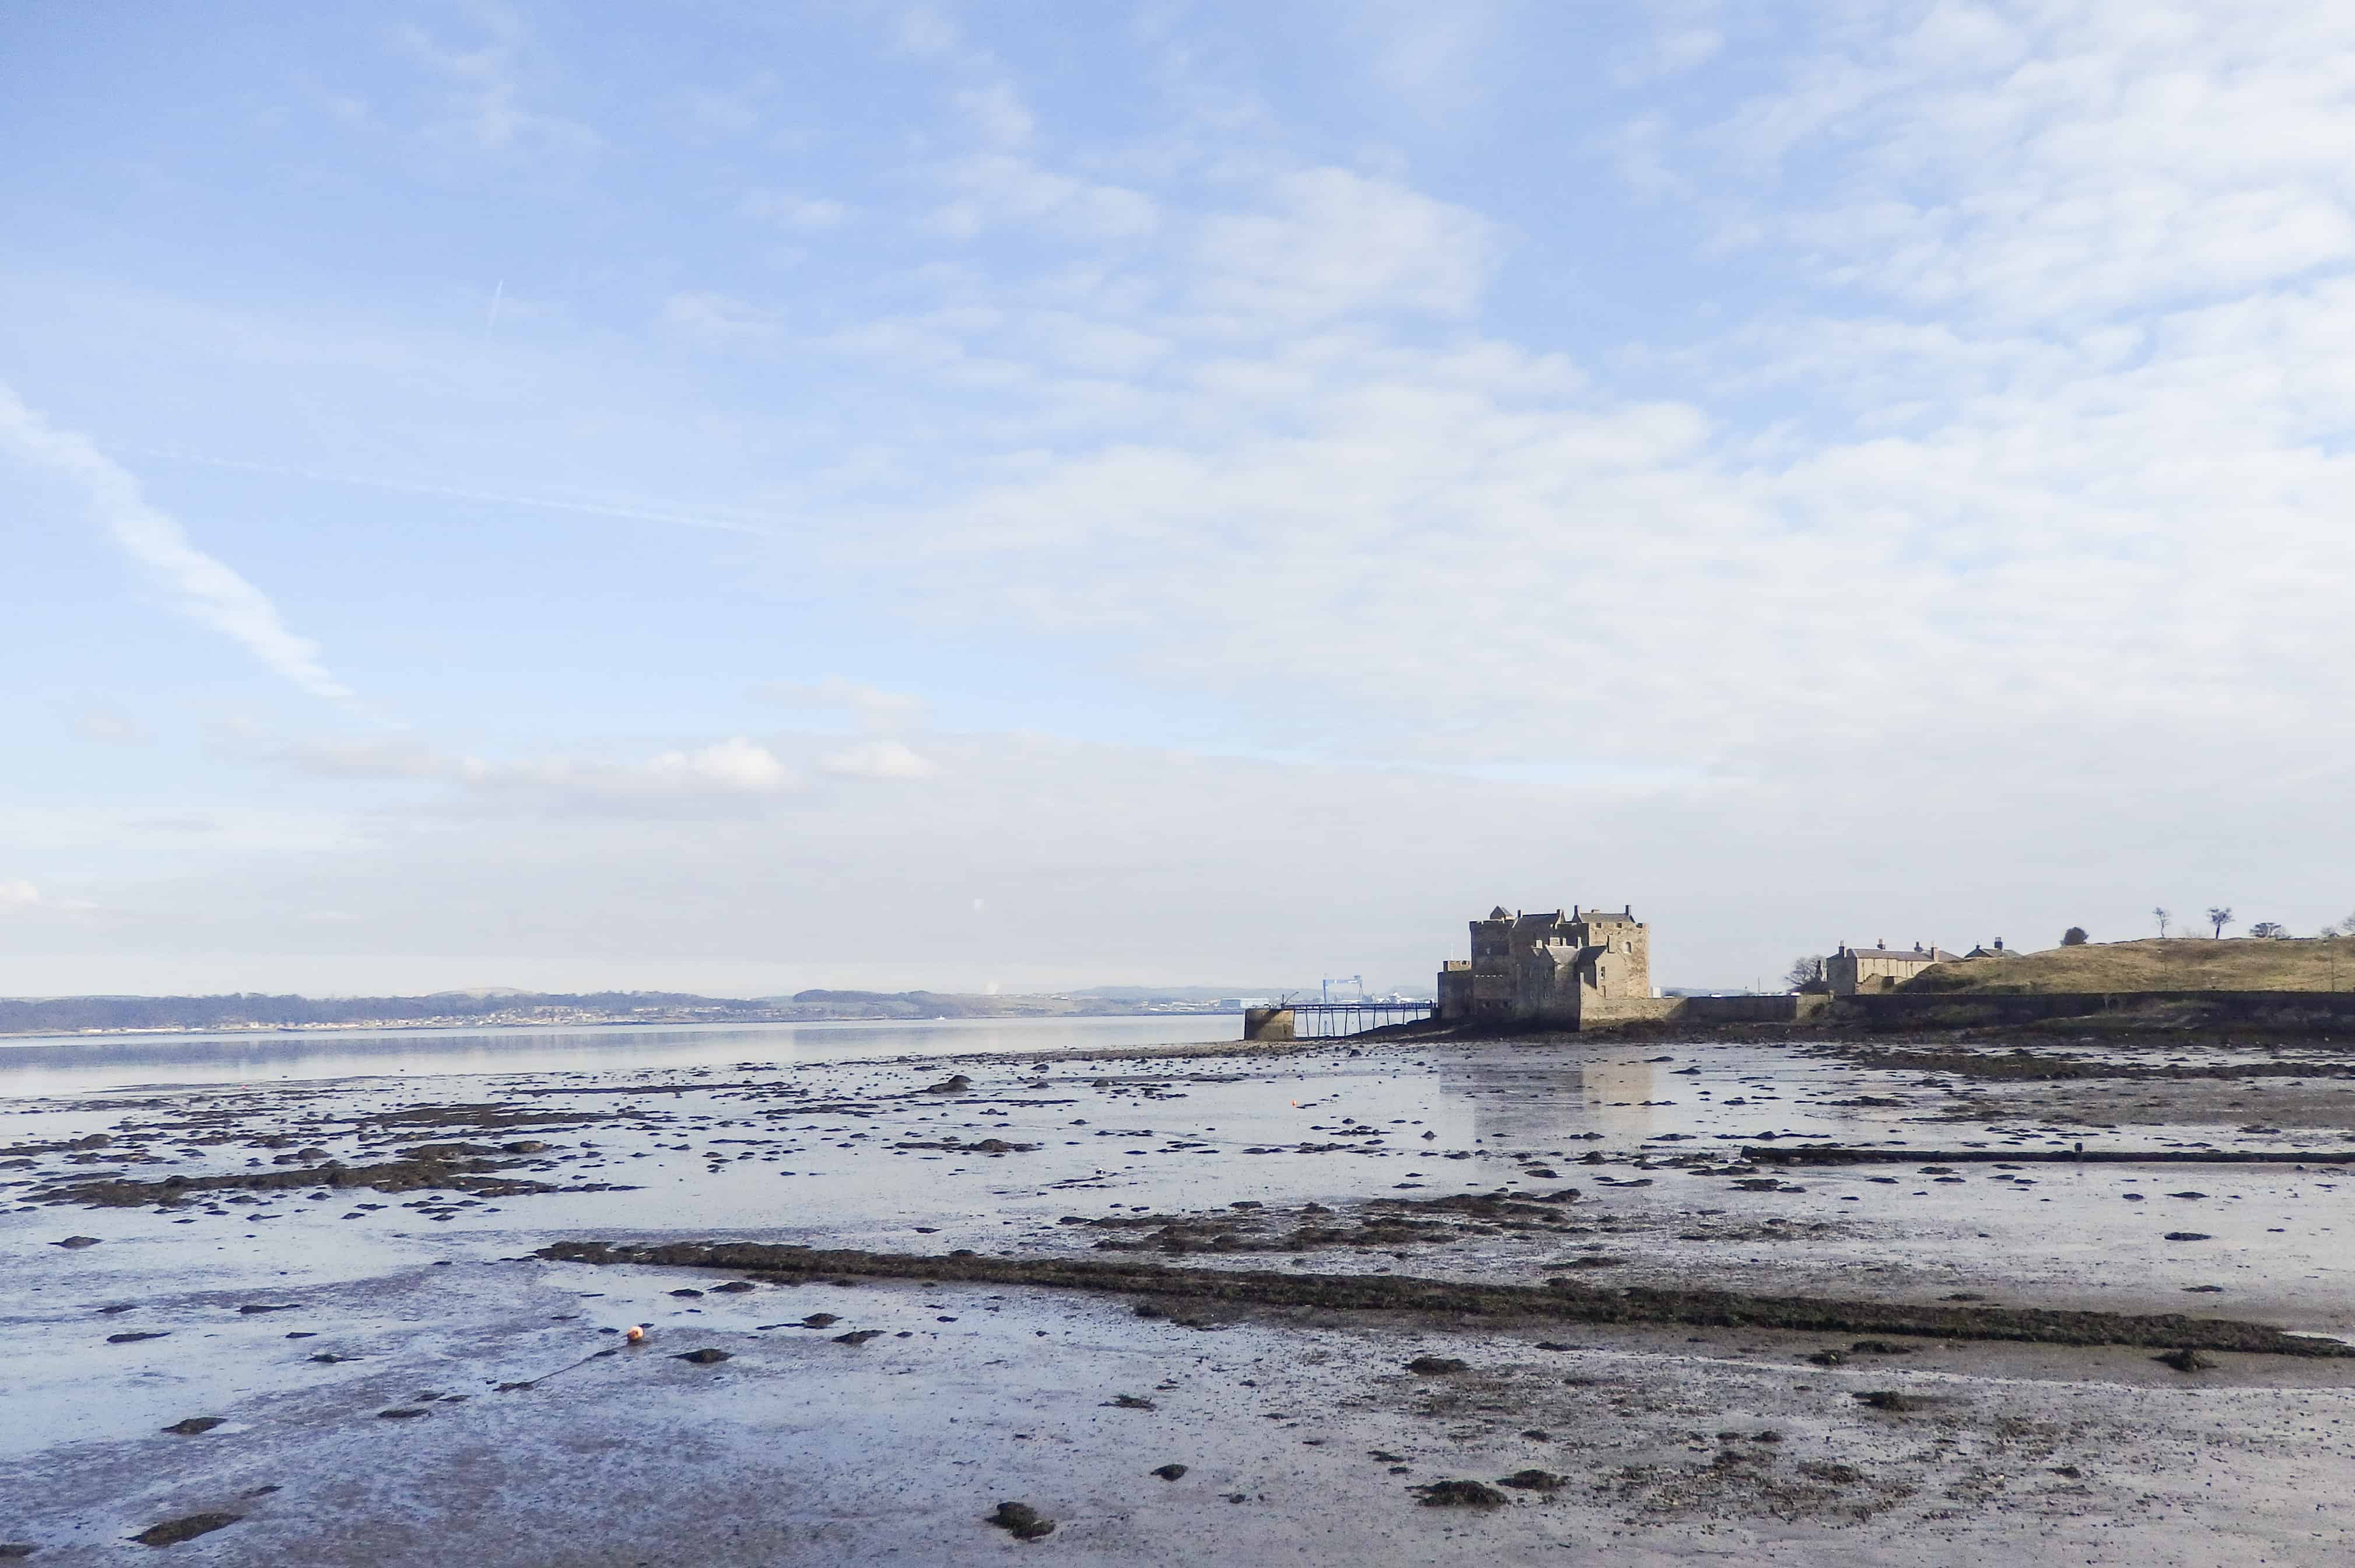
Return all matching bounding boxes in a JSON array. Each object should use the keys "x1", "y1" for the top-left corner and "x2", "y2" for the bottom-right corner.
[
  {"x1": 279, "y1": 736, "x2": 451, "y2": 780},
  {"x1": 759, "y1": 678, "x2": 929, "y2": 729},
  {"x1": 738, "y1": 190, "x2": 850, "y2": 230},
  {"x1": 1718, "y1": 3, "x2": 2355, "y2": 320},
  {"x1": 66, "y1": 699, "x2": 151, "y2": 745},
  {"x1": 953, "y1": 80, "x2": 1036, "y2": 148},
  {"x1": 661, "y1": 291, "x2": 785, "y2": 343},
  {"x1": 1340, "y1": 0, "x2": 1515, "y2": 117},
  {"x1": 240, "y1": 729, "x2": 800, "y2": 813},
  {"x1": 1194, "y1": 168, "x2": 1494, "y2": 324},
  {"x1": 640, "y1": 737, "x2": 796, "y2": 793},
  {"x1": 0, "y1": 879, "x2": 39, "y2": 908},
  {"x1": 390, "y1": 13, "x2": 601, "y2": 162},
  {"x1": 894, "y1": 6, "x2": 959, "y2": 55},
  {"x1": 929, "y1": 154, "x2": 1159, "y2": 242},
  {"x1": 820, "y1": 740, "x2": 938, "y2": 779},
  {"x1": 0, "y1": 382, "x2": 352, "y2": 700}
]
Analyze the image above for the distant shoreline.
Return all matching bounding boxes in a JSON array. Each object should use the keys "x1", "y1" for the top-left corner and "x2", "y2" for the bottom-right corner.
[{"x1": 0, "y1": 1005, "x2": 1259, "y2": 1044}]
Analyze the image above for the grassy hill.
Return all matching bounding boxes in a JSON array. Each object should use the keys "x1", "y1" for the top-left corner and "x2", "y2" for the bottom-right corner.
[{"x1": 1904, "y1": 936, "x2": 2355, "y2": 995}]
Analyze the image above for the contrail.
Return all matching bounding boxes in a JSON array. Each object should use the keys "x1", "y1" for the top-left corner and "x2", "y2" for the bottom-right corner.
[
  {"x1": 486, "y1": 279, "x2": 504, "y2": 333},
  {"x1": 0, "y1": 382, "x2": 353, "y2": 702}
]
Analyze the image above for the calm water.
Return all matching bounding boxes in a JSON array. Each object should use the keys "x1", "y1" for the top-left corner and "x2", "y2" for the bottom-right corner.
[{"x1": 0, "y1": 1014, "x2": 1238, "y2": 1099}]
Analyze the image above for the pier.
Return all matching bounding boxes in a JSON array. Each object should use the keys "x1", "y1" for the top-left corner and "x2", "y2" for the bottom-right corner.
[{"x1": 1241, "y1": 1001, "x2": 1432, "y2": 1041}]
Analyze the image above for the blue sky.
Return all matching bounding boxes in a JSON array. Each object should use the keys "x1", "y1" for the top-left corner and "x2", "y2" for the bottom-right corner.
[{"x1": 6, "y1": 1, "x2": 2353, "y2": 996}]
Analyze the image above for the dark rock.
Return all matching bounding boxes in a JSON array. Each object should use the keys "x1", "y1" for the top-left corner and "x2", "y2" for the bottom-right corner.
[
  {"x1": 163, "y1": 1417, "x2": 225, "y2": 1435},
  {"x1": 1412, "y1": 1479, "x2": 1508, "y2": 1508},
  {"x1": 1849, "y1": 1339, "x2": 1915, "y2": 1355},
  {"x1": 710, "y1": 1281, "x2": 757, "y2": 1293},
  {"x1": 1406, "y1": 1356, "x2": 1468, "y2": 1375},
  {"x1": 2163, "y1": 1232, "x2": 2213, "y2": 1242},
  {"x1": 1533, "y1": 1341, "x2": 1577, "y2": 1352},
  {"x1": 2157, "y1": 1348, "x2": 2218, "y2": 1373},
  {"x1": 308, "y1": 1352, "x2": 352, "y2": 1363},
  {"x1": 1522, "y1": 1166, "x2": 1559, "y2": 1178},
  {"x1": 237, "y1": 1304, "x2": 296, "y2": 1314},
  {"x1": 988, "y1": 1502, "x2": 1055, "y2": 1541},
  {"x1": 1806, "y1": 1350, "x2": 1847, "y2": 1366},
  {"x1": 378, "y1": 1407, "x2": 430, "y2": 1419},
  {"x1": 131, "y1": 1514, "x2": 240, "y2": 1548},
  {"x1": 107, "y1": 1331, "x2": 168, "y2": 1344},
  {"x1": 668, "y1": 1288, "x2": 705, "y2": 1298},
  {"x1": 1106, "y1": 1394, "x2": 1155, "y2": 1409},
  {"x1": 1853, "y1": 1390, "x2": 1920, "y2": 1411},
  {"x1": 799, "y1": 1313, "x2": 840, "y2": 1328},
  {"x1": 1496, "y1": 1469, "x2": 1564, "y2": 1492},
  {"x1": 924, "y1": 1075, "x2": 974, "y2": 1095},
  {"x1": 674, "y1": 1348, "x2": 732, "y2": 1364},
  {"x1": 53, "y1": 1236, "x2": 101, "y2": 1249},
  {"x1": 0, "y1": 1544, "x2": 32, "y2": 1558},
  {"x1": 833, "y1": 1330, "x2": 884, "y2": 1345},
  {"x1": 2167, "y1": 1191, "x2": 2208, "y2": 1199},
  {"x1": 1151, "y1": 1463, "x2": 1188, "y2": 1481},
  {"x1": 502, "y1": 1141, "x2": 551, "y2": 1154}
]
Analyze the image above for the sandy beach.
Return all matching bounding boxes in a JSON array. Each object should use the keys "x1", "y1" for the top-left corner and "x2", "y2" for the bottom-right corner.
[{"x1": 8, "y1": 1027, "x2": 2355, "y2": 1564}]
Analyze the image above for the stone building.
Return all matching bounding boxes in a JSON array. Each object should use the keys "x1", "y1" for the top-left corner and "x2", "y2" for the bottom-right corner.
[
  {"x1": 1435, "y1": 905, "x2": 1659, "y2": 1029},
  {"x1": 1823, "y1": 941, "x2": 1960, "y2": 995}
]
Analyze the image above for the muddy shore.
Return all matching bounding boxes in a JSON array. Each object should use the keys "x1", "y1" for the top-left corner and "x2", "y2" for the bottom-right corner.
[{"x1": 9, "y1": 1027, "x2": 2355, "y2": 1564}]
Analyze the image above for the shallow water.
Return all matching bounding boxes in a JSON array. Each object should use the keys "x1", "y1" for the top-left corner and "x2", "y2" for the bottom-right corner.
[{"x1": 0, "y1": 1015, "x2": 1238, "y2": 1097}]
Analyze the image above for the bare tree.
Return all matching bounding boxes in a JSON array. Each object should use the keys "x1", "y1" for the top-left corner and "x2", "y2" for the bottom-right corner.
[
  {"x1": 2153, "y1": 906, "x2": 2170, "y2": 938},
  {"x1": 2207, "y1": 907, "x2": 2234, "y2": 938},
  {"x1": 2061, "y1": 927, "x2": 2089, "y2": 946},
  {"x1": 1784, "y1": 955, "x2": 1826, "y2": 991},
  {"x1": 2249, "y1": 921, "x2": 2286, "y2": 939}
]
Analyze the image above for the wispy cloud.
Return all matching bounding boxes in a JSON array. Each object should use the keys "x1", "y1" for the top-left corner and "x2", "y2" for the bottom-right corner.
[
  {"x1": 0, "y1": 879, "x2": 40, "y2": 908},
  {"x1": 738, "y1": 190, "x2": 851, "y2": 230},
  {"x1": 0, "y1": 383, "x2": 352, "y2": 701},
  {"x1": 65, "y1": 697, "x2": 152, "y2": 745},
  {"x1": 1194, "y1": 169, "x2": 1494, "y2": 324},
  {"x1": 390, "y1": 11, "x2": 600, "y2": 162},
  {"x1": 820, "y1": 739, "x2": 938, "y2": 778},
  {"x1": 759, "y1": 678, "x2": 929, "y2": 729},
  {"x1": 660, "y1": 291, "x2": 787, "y2": 344},
  {"x1": 244, "y1": 729, "x2": 802, "y2": 815}
]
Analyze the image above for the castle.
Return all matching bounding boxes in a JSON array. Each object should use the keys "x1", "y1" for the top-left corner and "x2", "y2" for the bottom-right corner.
[{"x1": 1435, "y1": 905, "x2": 1665, "y2": 1029}]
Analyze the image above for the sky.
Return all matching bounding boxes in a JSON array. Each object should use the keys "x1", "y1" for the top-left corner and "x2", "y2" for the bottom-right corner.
[{"x1": 5, "y1": 1, "x2": 2354, "y2": 999}]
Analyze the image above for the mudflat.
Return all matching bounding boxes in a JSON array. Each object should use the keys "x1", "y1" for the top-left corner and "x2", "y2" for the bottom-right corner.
[{"x1": 6, "y1": 1030, "x2": 2355, "y2": 1565}]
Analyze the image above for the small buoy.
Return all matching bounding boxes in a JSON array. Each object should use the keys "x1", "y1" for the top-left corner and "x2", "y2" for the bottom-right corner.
[{"x1": 624, "y1": 1325, "x2": 645, "y2": 1344}]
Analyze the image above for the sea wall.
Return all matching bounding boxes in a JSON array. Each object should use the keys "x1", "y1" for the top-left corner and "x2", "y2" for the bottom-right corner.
[
  {"x1": 1673, "y1": 994, "x2": 1831, "y2": 1025},
  {"x1": 1835, "y1": 990, "x2": 2355, "y2": 1032}
]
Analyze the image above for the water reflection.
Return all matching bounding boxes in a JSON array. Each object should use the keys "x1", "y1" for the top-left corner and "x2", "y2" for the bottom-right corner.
[{"x1": 1433, "y1": 1047, "x2": 1663, "y2": 1146}]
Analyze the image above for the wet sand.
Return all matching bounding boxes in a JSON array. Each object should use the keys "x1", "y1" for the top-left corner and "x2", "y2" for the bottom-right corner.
[{"x1": 7, "y1": 1031, "x2": 2355, "y2": 1563}]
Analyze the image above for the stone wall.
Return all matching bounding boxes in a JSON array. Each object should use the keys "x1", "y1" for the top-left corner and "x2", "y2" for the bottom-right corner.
[
  {"x1": 1675, "y1": 994, "x2": 1830, "y2": 1025},
  {"x1": 1835, "y1": 990, "x2": 2355, "y2": 1031}
]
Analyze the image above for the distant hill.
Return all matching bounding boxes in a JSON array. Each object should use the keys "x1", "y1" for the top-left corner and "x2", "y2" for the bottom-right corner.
[{"x1": 1905, "y1": 936, "x2": 2355, "y2": 995}]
